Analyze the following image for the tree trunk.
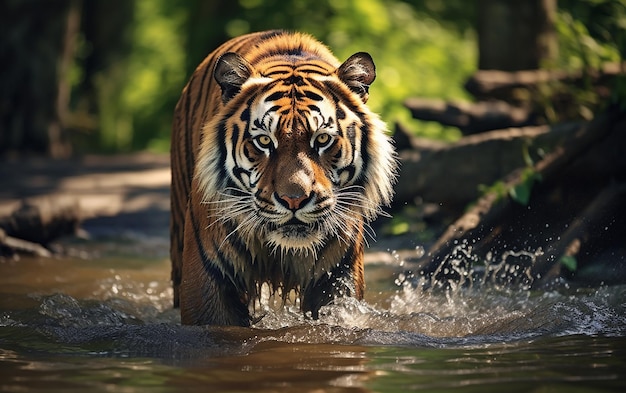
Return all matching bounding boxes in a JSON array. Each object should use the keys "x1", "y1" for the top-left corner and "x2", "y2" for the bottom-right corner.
[
  {"x1": 0, "y1": 0, "x2": 80, "y2": 158},
  {"x1": 185, "y1": 0, "x2": 244, "y2": 78},
  {"x1": 477, "y1": 0, "x2": 558, "y2": 71},
  {"x1": 70, "y1": 0, "x2": 134, "y2": 151},
  {"x1": 77, "y1": 0, "x2": 134, "y2": 114}
]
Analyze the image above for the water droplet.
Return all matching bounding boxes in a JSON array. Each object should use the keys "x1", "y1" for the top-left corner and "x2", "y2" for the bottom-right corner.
[{"x1": 414, "y1": 246, "x2": 425, "y2": 258}]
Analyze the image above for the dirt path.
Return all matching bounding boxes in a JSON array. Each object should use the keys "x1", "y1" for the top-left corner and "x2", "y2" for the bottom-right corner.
[{"x1": 0, "y1": 153, "x2": 171, "y2": 238}]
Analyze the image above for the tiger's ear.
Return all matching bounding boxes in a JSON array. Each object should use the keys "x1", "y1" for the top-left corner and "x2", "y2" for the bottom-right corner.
[
  {"x1": 214, "y1": 52, "x2": 253, "y2": 103},
  {"x1": 337, "y1": 52, "x2": 376, "y2": 103}
]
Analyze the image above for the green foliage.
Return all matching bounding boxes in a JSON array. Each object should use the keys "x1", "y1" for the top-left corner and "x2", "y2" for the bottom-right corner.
[
  {"x1": 324, "y1": 0, "x2": 475, "y2": 141},
  {"x1": 477, "y1": 180, "x2": 509, "y2": 203},
  {"x1": 75, "y1": 0, "x2": 187, "y2": 152},
  {"x1": 560, "y1": 255, "x2": 578, "y2": 272},
  {"x1": 219, "y1": 0, "x2": 476, "y2": 141},
  {"x1": 553, "y1": 0, "x2": 626, "y2": 114},
  {"x1": 73, "y1": 0, "x2": 625, "y2": 152},
  {"x1": 118, "y1": 0, "x2": 186, "y2": 152},
  {"x1": 555, "y1": 11, "x2": 622, "y2": 70},
  {"x1": 478, "y1": 144, "x2": 541, "y2": 207},
  {"x1": 509, "y1": 145, "x2": 542, "y2": 206},
  {"x1": 557, "y1": 0, "x2": 626, "y2": 68},
  {"x1": 380, "y1": 205, "x2": 436, "y2": 242},
  {"x1": 75, "y1": 0, "x2": 476, "y2": 152},
  {"x1": 509, "y1": 167, "x2": 542, "y2": 206},
  {"x1": 386, "y1": 217, "x2": 411, "y2": 236}
]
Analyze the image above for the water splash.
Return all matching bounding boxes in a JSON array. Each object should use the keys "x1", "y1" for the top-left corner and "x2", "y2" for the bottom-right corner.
[
  {"x1": 246, "y1": 241, "x2": 626, "y2": 342},
  {"x1": 413, "y1": 240, "x2": 545, "y2": 293},
  {"x1": 1, "y1": 246, "x2": 625, "y2": 359}
]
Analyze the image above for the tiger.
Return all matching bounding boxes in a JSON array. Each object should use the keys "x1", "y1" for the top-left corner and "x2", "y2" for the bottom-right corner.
[{"x1": 170, "y1": 30, "x2": 397, "y2": 326}]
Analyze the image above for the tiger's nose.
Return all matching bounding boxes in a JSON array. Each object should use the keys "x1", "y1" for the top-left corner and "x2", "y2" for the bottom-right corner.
[{"x1": 276, "y1": 192, "x2": 312, "y2": 211}]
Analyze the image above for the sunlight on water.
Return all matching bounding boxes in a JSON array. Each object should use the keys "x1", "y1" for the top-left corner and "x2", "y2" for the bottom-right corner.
[
  {"x1": 1, "y1": 242, "x2": 624, "y2": 334},
  {"x1": 1, "y1": 241, "x2": 625, "y2": 392},
  {"x1": 2, "y1": 241, "x2": 626, "y2": 345},
  {"x1": 249, "y1": 279, "x2": 626, "y2": 343},
  {"x1": 244, "y1": 242, "x2": 626, "y2": 343}
]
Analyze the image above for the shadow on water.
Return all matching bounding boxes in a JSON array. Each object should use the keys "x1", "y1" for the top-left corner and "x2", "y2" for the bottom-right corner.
[{"x1": 1, "y1": 235, "x2": 626, "y2": 392}]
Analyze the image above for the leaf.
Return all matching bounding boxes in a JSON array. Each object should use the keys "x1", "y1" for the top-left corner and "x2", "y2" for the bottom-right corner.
[
  {"x1": 560, "y1": 255, "x2": 578, "y2": 272},
  {"x1": 509, "y1": 168, "x2": 542, "y2": 206},
  {"x1": 389, "y1": 221, "x2": 410, "y2": 236},
  {"x1": 509, "y1": 182, "x2": 532, "y2": 205}
]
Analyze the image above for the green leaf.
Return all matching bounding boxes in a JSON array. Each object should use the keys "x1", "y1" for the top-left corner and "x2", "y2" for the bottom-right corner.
[
  {"x1": 389, "y1": 221, "x2": 410, "y2": 236},
  {"x1": 509, "y1": 183, "x2": 532, "y2": 205},
  {"x1": 560, "y1": 255, "x2": 578, "y2": 272},
  {"x1": 509, "y1": 167, "x2": 542, "y2": 206}
]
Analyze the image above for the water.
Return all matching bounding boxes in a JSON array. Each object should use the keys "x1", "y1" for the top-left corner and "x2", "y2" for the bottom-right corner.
[{"x1": 1, "y1": 237, "x2": 625, "y2": 392}]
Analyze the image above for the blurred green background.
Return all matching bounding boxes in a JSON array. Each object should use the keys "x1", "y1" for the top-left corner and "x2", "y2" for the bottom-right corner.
[
  {"x1": 1, "y1": 0, "x2": 624, "y2": 156},
  {"x1": 75, "y1": 0, "x2": 478, "y2": 153}
]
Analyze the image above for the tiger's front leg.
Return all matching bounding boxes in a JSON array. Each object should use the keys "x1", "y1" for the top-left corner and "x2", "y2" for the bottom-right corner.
[
  {"x1": 301, "y1": 237, "x2": 365, "y2": 319},
  {"x1": 179, "y1": 204, "x2": 251, "y2": 326}
]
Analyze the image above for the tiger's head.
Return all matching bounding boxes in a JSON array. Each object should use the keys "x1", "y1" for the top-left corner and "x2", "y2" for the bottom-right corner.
[{"x1": 196, "y1": 49, "x2": 397, "y2": 256}]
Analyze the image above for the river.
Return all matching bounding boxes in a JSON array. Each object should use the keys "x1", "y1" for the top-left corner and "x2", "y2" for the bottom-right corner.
[{"x1": 1, "y1": 235, "x2": 625, "y2": 392}]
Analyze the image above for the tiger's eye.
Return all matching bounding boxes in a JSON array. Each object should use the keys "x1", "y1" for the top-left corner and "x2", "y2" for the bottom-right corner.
[
  {"x1": 315, "y1": 133, "x2": 331, "y2": 147},
  {"x1": 256, "y1": 135, "x2": 272, "y2": 148}
]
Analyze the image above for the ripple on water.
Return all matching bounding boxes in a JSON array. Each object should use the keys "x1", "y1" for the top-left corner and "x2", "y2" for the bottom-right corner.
[{"x1": 1, "y1": 250, "x2": 626, "y2": 360}]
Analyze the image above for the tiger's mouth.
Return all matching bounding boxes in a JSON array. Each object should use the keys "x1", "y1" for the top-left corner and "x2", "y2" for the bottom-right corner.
[
  {"x1": 274, "y1": 218, "x2": 315, "y2": 238},
  {"x1": 266, "y1": 218, "x2": 325, "y2": 251},
  {"x1": 280, "y1": 223, "x2": 312, "y2": 238}
]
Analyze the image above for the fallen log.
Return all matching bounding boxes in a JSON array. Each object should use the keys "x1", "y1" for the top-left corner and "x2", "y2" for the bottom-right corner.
[
  {"x1": 0, "y1": 197, "x2": 81, "y2": 257},
  {"x1": 464, "y1": 62, "x2": 624, "y2": 104},
  {"x1": 393, "y1": 121, "x2": 582, "y2": 213},
  {"x1": 403, "y1": 98, "x2": 537, "y2": 134},
  {"x1": 0, "y1": 228, "x2": 52, "y2": 257},
  {"x1": 414, "y1": 109, "x2": 626, "y2": 287},
  {"x1": 531, "y1": 182, "x2": 626, "y2": 286}
]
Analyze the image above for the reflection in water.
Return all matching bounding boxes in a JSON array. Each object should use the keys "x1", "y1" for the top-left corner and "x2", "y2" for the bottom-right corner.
[{"x1": 1, "y1": 244, "x2": 626, "y2": 392}]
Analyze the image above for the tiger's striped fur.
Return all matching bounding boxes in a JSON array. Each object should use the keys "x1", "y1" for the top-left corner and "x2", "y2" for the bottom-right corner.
[{"x1": 170, "y1": 30, "x2": 397, "y2": 326}]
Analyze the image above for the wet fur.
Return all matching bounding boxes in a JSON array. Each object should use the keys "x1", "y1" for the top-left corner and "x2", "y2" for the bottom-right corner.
[{"x1": 170, "y1": 30, "x2": 396, "y2": 326}]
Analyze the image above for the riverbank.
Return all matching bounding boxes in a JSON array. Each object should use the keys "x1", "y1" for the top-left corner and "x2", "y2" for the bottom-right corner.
[
  {"x1": 0, "y1": 153, "x2": 171, "y2": 240},
  {"x1": 0, "y1": 153, "x2": 417, "y2": 264}
]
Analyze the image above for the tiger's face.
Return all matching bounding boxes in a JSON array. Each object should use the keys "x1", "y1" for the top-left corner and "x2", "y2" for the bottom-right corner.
[
  {"x1": 197, "y1": 52, "x2": 396, "y2": 256},
  {"x1": 228, "y1": 88, "x2": 366, "y2": 252}
]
